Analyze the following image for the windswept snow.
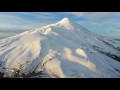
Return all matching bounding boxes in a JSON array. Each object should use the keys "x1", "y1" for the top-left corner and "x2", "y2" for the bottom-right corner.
[
  {"x1": 76, "y1": 48, "x2": 87, "y2": 58},
  {"x1": 0, "y1": 18, "x2": 120, "y2": 78}
]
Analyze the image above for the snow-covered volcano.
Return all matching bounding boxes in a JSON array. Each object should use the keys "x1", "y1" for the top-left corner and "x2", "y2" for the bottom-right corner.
[{"x1": 0, "y1": 18, "x2": 120, "y2": 78}]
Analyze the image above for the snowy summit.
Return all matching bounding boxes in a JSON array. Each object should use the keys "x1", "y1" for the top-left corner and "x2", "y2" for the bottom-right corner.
[
  {"x1": 58, "y1": 17, "x2": 75, "y2": 26},
  {"x1": 0, "y1": 18, "x2": 120, "y2": 78}
]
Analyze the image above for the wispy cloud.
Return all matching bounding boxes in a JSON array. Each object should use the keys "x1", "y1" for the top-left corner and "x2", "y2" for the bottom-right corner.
[
  {"x1": 0, "y1": 12, "x2": 120, "y2": 39},
  {"x1": 0, "y1": 12, "x2": 57, "y2": 30},
  {"x1": 67, "y1": 12, "x2": 120, "y2": 39},
  {"x1": 70, "y1": 12, "x2": 120, "y2": 21}
]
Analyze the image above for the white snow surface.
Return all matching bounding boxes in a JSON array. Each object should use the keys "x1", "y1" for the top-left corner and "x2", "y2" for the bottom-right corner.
[{"x1": 0, "y1": 18, "x2": 120, "y2": 78}]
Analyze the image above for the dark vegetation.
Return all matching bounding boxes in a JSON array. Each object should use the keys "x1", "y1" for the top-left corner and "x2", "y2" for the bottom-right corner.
[
  {"x1": 0, "y1": 60, "x2": 49, "y2": 78},
  {"x1": 0, "y1": 72, "x2": 4, "y2": 78}
]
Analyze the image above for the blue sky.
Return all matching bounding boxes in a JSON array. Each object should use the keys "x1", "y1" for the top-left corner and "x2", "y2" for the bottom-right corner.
[{"x1": 0, "y1": 12, "x2": 120, "y2": 39}]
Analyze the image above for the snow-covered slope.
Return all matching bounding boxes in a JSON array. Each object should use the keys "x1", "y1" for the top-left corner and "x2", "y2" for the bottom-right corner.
[{"x1": 0, "y1": 18, "x2": 120, "y2": 78}]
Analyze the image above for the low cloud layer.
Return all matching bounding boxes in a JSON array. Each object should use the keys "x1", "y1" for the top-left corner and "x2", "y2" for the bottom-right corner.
[{"x1": 0, "y1": 30, "x2": 24, "y2": 40}]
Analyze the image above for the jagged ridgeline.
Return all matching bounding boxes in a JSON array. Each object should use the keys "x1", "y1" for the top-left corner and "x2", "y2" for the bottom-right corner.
[{"x1": 0, "y1": 18, "x2": 120, "y2": 78}]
